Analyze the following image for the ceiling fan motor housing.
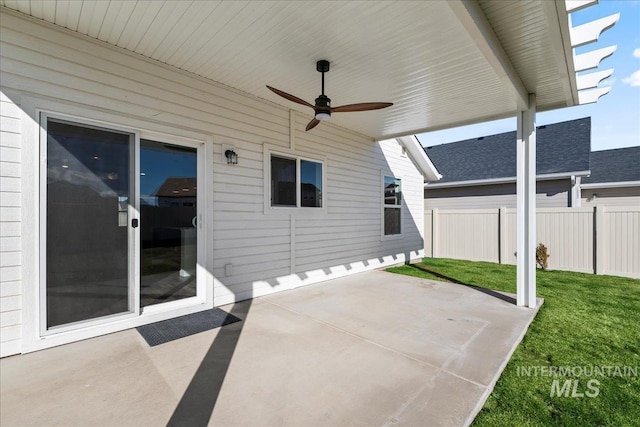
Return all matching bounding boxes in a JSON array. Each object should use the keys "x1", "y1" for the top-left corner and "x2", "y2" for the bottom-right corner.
[
  {"x1": 316, "y1": 60, "x2": 330, "y2": 73},
  {"x1": 315, "y1": 94, "x2": 331, "y2": 120}
]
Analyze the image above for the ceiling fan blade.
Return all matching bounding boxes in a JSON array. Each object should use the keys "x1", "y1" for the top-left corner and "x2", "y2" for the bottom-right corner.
[
  {"x1": 266, "y1": 85, "x2": 314, "y2": 109},
  {"x1": 305, "y1": 118, "x2": 321, "y2": 131},
  {"x1": 331, "y1": 102, "x2": 393, "y2": 113}
]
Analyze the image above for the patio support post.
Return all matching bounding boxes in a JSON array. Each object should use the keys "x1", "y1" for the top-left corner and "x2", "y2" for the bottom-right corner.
[{"x1": 516, "y1": 94, "x2": 537, "y2": 308}]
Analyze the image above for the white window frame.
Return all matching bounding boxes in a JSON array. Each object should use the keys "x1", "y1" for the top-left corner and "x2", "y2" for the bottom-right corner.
[
  {"x1": 264, "y1": 146, "x2": 327, "y2": 214},
  {"x1": 381, "y1": 172, "x2": 403, "y2": 240}
]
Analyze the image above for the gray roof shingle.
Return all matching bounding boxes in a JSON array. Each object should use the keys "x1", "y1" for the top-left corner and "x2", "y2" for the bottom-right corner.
[
  {"x1": 582, "y1": 146, "x2": 640, "y2": 184},
  {"x1": 422, "y1": 117, "x2": 591, "y2": 183}
]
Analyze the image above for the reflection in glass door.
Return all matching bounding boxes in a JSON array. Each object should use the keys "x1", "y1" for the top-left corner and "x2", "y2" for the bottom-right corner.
[
  {"x1": 140, "y1": 140, "x2": 197, "y2": 307},
  {"x1": 45, "y1": 119, "x2": 134, "y2": 329}
]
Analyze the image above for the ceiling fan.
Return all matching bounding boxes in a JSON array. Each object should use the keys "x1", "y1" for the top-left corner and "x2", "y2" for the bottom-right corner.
[{"x1": 267, "y1": 60, "x2": 393, "y2": 131}]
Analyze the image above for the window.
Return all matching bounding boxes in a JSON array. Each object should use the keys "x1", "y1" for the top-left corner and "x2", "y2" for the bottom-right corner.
[
  {"x1": 384, "y1": 175, "x2": 402, "y2": 235},
  {"x1": 271, "y1": 156, "x2": 296, "y2": 206},
  {"x1": 301, "y1": 160, "x2": 322, "y2": 207},
  {"x1": 271, "y1": 154, "x2": 323, "y2": 208}
]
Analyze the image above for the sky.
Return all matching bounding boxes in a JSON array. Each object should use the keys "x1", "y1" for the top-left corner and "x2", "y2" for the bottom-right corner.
[{"x1": 416, "y1": 0, "x2": 640, "y2": 152}]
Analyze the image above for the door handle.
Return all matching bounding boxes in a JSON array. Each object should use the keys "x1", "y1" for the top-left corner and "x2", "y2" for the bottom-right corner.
[{"x1": 132, "y1": 219, "x2": 139, "y2": 228}]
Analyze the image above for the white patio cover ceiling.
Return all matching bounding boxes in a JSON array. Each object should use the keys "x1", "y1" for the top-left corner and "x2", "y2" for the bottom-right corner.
[{"x1": 0, "y1": 0, "x2": 617, "y2": 140}]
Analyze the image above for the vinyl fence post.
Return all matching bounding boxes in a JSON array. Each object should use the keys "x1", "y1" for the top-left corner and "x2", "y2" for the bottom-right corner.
[
  {"x1": 499, "y1": 207, "x2": 507, "y2": 264},
  {"x1": 432, "y1": 208, "x2": 439, "y2": 258},
  {"x1": 594, "y1": 205, "x2": 606, "y2": 275}
]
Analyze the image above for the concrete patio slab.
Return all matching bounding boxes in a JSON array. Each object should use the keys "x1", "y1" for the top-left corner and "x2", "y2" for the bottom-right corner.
[{"x1": 0, "y1": 270, "x2": 541, "y2": 427}]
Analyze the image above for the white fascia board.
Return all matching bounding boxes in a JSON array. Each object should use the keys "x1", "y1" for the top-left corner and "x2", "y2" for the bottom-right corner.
[
  {"x1": 536, "y1": 170, "x2": 591, "y2": 181},
  {"x1": 566, "y1": 0, "x2": 598, "y2": 13},
  {"x1": 447, "y1": 0, "x2": 529, "y2": 110},
  {"x1": 425, "y1": 177, "x2": 520, "y2": 189},
  {"x1": 395, "y1": 135, "x2": 442, "y2": 181},
  {"x1": 580, "y1": 180, "x2": 640, "y2": 189},
  {"x1": 542, "y1": 0, "x2": 579, "y2": 106},
  {"x1": 424, "y1": 170, "x2": 591, "y2": 188}
]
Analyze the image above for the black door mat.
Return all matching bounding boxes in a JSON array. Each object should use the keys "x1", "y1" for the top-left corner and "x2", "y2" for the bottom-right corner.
[{"x1": 137, "y1": 308, "x2": 242, "y2": 346}]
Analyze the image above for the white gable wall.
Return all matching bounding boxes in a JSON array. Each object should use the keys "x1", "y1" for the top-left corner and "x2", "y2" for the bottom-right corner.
[{"x1": 0, "y1": 11, "x2": 424, "y2": 355}]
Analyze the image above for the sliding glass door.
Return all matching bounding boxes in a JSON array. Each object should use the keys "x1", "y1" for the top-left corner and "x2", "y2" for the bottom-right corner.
[
  {"x1": 140, "y1": 139, "x2": 197, "y2": 307},
  {"x1": 43, "y1": 116, "x2": 200, "y2": 333},
  {"x1": 45, "y1": 119, "x2": 135, "y2": 329}
]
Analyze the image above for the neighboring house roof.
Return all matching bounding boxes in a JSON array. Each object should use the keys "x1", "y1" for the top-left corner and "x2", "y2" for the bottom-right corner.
[
  {"x1": 154, "y1": 177, "x2": 197, "y2": 198},
  {"x1": 423, "y1": 117, "x2": 591, "y2": 187},
  {"x1": 582, "y1": 146, "x2": 640, "y2": 186},
  {"x1": 301, "y1": 183, "x2": 321, "y2": 193}
]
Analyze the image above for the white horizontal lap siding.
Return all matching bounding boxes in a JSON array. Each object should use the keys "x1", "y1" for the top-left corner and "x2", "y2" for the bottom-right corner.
[
  {"x1": 424, "y1": 180, "x2": 571, "y2": 209},
  {"x1": 582, "y1": 187, "x2": 640, "y2": 207},
  {"x1": 425, "y1": 192, "x2": 517, "y2": 210},
  {"x1": 212, "y1": 137, "x2": 291, "y2": 302},
  {"x1": 0, "y1": 90, "x2": 22, "y2": 357},
  {"x1": 295, "y1": 121, "x2": 377, "y2": 273},
  {"x1": 293, "y1": 131, "x2": 424, "y2": 278}
]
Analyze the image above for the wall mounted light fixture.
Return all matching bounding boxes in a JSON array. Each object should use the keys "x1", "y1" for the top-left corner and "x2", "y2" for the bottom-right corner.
[{"x1": 225, "y1": 149, "x2": 238, "y2": 165}]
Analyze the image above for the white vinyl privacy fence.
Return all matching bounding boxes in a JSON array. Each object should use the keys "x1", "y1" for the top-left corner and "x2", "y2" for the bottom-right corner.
[{"x1": 424, "y1": 206, "x2": 640, "y2": 279}]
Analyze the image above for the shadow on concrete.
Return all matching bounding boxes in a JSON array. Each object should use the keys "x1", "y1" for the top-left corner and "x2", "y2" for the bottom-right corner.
[
  {"x1": 167, "y1": 298, "x2": 252, "y2": 426},
  {"x1": 407, "y1": 263, "x2": 517, "y2": 305}
]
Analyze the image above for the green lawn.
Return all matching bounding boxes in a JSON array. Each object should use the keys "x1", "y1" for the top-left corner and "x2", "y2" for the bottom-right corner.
[{"x1": 387, "y1": 258, "x2": 640, "y2": 427}]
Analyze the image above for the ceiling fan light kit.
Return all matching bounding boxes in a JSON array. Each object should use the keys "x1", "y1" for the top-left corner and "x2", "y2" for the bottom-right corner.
[
  {"x1": 267, "y1": 59, "x2": 393, "y2": 131},
  {"x1": 314, "y1": 95, "x2": 331, "y2": 121}
]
